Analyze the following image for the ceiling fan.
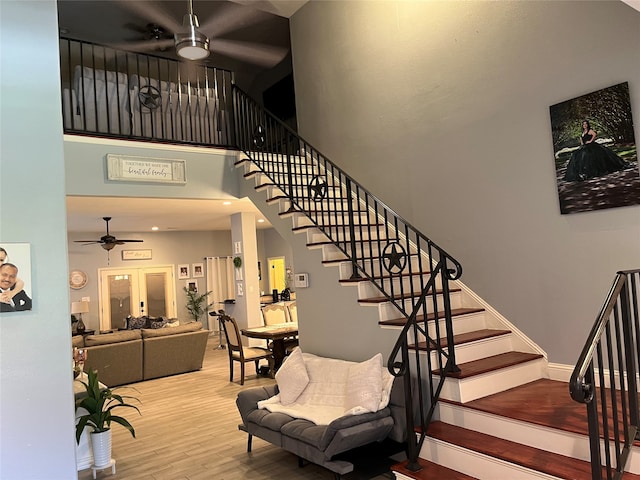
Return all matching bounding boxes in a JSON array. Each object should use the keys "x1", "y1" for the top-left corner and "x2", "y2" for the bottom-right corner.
[
  {"x1": 114, "y1": 0, "x2": 289, "y2": 67},
  {"x1": 74, "y1": 217, "x2": 143, "y2": 251}
]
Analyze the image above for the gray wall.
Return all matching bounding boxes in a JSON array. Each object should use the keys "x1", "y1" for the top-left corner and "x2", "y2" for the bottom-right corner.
[
  {"x1": 0, "y1": 1, "x2": 77, "y2": 478},
  {"x1": 290, "y1": 0, "x2": 640, "y2": 365}
]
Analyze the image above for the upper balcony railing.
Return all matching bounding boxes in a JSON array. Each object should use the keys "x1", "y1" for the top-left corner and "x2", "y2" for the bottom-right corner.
[{"x1": 59, "y1": 38, "x2": 235, "y2": 147}]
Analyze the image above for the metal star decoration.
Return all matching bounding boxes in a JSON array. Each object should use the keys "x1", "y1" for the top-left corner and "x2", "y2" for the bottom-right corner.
[
  {"x1": 308, "y1": 176, "x2": 328, "y2": 201},
  {"x1": 138, "y1": 85, "x2": 162, "y2": 110},
  {"x1": 382, "y1": 242, "x2": 407, "y2": 274}
]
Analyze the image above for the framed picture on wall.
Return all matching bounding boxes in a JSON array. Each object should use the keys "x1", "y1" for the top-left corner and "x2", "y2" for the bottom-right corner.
[
  {"x1": 192, "y1": 262, "x2": 204, "y2": 278},
  {"x1": 186, "y1": 280, "x2": 198, "y2": 292},
  {"x1": 0, "y1": 243, "x2": 33, "y2": 313},
  {"x1": 549, "y1": 82, "x2": 639, "y2": 214},
  {"x1": 178, "y1": 264, "x2": 190, "y2": 280}
]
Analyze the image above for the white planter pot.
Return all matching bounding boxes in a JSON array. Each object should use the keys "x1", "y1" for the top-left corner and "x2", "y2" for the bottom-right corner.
[{"x1": 90, "y1": 429, "x2": 112, "y2": 467}]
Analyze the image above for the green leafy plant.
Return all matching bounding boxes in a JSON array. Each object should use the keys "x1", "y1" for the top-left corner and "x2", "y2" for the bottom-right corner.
[
  {"x1": 184, "y1": 287, "x2": 214, "y2": 322},
  {"x1": 75, "y1": 369, "x2": 140, "y2": 444}
]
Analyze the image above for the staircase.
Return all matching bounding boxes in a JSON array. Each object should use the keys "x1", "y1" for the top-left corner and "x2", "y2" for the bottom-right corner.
[{"x1": 230, "y1": 87, "x2": 640, "y2": 479}]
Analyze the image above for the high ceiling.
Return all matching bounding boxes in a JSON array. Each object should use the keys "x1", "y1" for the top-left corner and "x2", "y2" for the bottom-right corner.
[
  {"x1": 56, "y1": 0, "x2": 306, "y2": 87},
  {"x1": 59, "y1": 1, "x2": 308, "y2": 234}
]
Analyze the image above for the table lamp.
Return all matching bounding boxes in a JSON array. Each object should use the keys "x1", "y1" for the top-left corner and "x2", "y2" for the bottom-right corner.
[{"x1": 71, "y1": 301, "x2": 89, "y2": 334}]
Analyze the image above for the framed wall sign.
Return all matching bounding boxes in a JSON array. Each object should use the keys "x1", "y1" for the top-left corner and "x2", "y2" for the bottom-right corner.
[{"x1": 122, "y1": 249, "x2": 152, "y2": 260}]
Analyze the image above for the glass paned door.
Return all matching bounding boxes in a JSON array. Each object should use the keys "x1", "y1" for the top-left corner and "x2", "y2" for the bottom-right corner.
[{"x1": 99, "y1": 266, "x2": 175, "y2": 331}]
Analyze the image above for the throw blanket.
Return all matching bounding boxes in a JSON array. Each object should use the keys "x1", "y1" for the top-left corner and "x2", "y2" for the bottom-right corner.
[{"x1": 258, "y1": 351, "x2": 394, "y2": 425}]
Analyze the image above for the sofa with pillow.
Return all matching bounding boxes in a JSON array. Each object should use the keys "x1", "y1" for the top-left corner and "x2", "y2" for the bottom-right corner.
[
  {"x1": 236, "y1": 349, "x2": 406, "y2": 478},
  {"x1": 74, "y1": 321, "x2": 209, "y2": 386}
]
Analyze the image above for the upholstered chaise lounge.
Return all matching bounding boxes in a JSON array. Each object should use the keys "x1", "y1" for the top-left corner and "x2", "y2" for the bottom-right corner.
[{"x1": 236, "y1": 349, "x2": 407, "y2": 478}]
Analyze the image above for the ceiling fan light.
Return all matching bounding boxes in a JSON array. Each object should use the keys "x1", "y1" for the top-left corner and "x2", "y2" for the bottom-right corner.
[
  {"x1": 175, "y1": 13, "x2": 210, "y2": 60},
  {"x1": 101, "y1": 243, "x2": 116, "y2": 251}
]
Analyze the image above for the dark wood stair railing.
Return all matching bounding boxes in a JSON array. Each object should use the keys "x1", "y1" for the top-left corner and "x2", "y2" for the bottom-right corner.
[
  {"x1": 232, "y1": 84, "x2": 463, "y2": 472},
  {"x1": 570, "y1": 269, "x2": 640, "y2": 480}
]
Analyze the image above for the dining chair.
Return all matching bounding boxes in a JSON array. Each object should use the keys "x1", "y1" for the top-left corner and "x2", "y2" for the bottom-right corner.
[
  {"x1": 261, "y1": 303, "x2": 288, "y2": 325},
  {"x1": 285, "y1": 302, "x2": 297, "y2": 323},
  {"x1": 260, "y1": 304, "x2": 299, "y2": 353},
  {"x1": 220, "y1": 314, "x2": 272, "y2": 385}
]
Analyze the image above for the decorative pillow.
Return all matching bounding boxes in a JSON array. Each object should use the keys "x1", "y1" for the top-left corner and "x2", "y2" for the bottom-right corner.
[
  {"x1": 344, "y1": 353, "x2": 383, "y2": 414},
  {"x1": 275, "y1": 347, "x2": 309, "y2": 405},
  {"x1": 126, "y1": 315, "x2": 147, "y2": 329},
  {"x1": 163, "y1": 319, "x2": 180, "y2": 328},
  {"x1": 148, "y1": 317, "x2": 168, "y2": 329},
  {"x1": 379, "y1": 368, "x2": 395, "y2": 410}
]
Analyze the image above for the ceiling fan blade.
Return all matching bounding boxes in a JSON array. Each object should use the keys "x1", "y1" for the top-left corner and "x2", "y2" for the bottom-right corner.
[
  {"x1": 74, "y1": 241, "x2": 102, "y2": 244},
  {"x1": 198, "y1": 3, "x2": 266, "y2": 40},
  {"x1": 117, "y1": 240, "x2": 144, "y2": 243},
  {"x1": 114, "y1": 0, "x2": 183, "y2": 34},
  {"x1": 213, "y1": 39, "x2": 288, "y2": 67},
  {"x1": 109, "y1": 38, "x2": 175, "y2": 53}
]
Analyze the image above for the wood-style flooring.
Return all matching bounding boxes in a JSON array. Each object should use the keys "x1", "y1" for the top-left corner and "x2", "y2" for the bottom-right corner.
[{"x1": 77, "y1": 337, "x2": 398, "y2": 480}]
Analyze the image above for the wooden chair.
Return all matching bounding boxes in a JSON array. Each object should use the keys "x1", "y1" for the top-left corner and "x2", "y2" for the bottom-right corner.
[
  {"x1": 220, "y1": 314, "x2": 272, "y2": 385},
  {"x1": 261, "y1": 303, "x2": 288, "y2": 325},
  {"x1": 285, "y1": 302, "x2": 297, "y2": 323},
  {"x1": 261, "y1": 304, "x2": 299, "y2": 353}
]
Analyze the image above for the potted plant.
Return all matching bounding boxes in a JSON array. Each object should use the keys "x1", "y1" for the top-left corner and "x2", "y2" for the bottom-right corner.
[
  {"x1": 75, "y1": 369, "x2": 140, "y2": 467},
  {"x1": 184, "y1": 287, "x2": 214, "y2": 322}
]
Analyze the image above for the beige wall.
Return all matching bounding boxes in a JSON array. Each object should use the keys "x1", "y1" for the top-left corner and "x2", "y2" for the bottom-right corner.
[{"x1": 290, "y1": 0, "x2": 640, "y2": 365}]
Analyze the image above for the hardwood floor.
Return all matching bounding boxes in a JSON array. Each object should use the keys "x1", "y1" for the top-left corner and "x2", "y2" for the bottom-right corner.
[{"x1": 78, "y1": 337, "x2": 398, "y2": 480}]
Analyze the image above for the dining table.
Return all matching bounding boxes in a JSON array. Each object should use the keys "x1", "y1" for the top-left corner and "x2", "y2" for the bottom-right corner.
[{"x1": 241, "y1": 322, "x2": 298, "y2": 373}]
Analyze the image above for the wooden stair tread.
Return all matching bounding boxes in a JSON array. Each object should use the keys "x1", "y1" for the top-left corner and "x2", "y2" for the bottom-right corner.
[
  {"x1": 434, "y1": 351, "x2": 543, "y2": 379},
  {"x1": 379, "y1": 307, "x2": 484, "y2": 326},
  {"x1": 358, "y1": 287, "x2": 461, "y2": 303},
  {"x1": 293, "y1": 222, "x2": 383, "y2": 232},
  {"x1": 411, "y1": 328, "x2": 511, "y2": 350},
  {"x1": 391, "y1": 458, "x2": 478, "y2": 480},
  {"x1": 426, "y1": 421, "x2": 640, "y2": 479}
]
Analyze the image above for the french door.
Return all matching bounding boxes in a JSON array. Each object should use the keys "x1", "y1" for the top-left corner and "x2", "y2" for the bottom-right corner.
[{"x1": 98, "y1": 266, "x2": 176, "y2": 331}]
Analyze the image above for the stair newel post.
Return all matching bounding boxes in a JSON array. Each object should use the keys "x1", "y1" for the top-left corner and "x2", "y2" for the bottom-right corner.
[
  {"x1": 620, "y1": 278, "x2": 640, "y2": 439},
  {"x1": 584, "y1": 364, "x2": 604, "y2": 480},
  {"x1": 441, "y1": 257, "x2": 460, "y2": 374},
  {"x1": 399, "y1": 342, "x2": 421, "y2": 473},
  {"x1": 345, "y1": 177, "x2": 361, "y2": 280}
]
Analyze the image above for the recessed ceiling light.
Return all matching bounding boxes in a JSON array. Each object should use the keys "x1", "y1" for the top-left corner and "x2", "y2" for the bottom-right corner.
[
  {"x1": 257, "y1": 219, "x2": 265, "y2": 223},
  {"x1": 223, "y1": 201, "x2": 232, "y2": 205},
  {"x1": 151, "y1": 226, "x2": 159, "y2": 231}
]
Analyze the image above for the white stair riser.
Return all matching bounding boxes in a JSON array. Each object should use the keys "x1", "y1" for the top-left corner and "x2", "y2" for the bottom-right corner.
[
  {"x1": 421, "y1": 334, "x2": 514, "y2": 366},
  {"x1": 436, "y1": 358, "x2": 547, "y2": 403},
  {"x1": 372, "y1": 291, "x2": 464, "y2": 320},
  {"x1": 435, "y1": 403, "x2": 591, "y2": 462},
  {"x1": 306, "y1": 228, "x2": 393, "y2": 245},
  {"x1": 282, "y1": 198, "x2": 358, "y2": 214},
  {"x1": 356, "y1": 276, "x2": 442, "y2": 299},
  {"x1": 334, "y1": 255, "x2": 426, "y2": 280},
  {"x1": 419, "y1": 437, "x2": 563, "y2": 480},
  {"x1": 292, "y1": 212, "x2": 376, "y2": 229},
  {"x1": 266, "y1": 184, "x2": 345, "y2": 200}
]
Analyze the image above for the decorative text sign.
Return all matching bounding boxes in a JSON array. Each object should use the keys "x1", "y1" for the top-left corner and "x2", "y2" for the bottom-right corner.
[
  {"x1": 107, "y1": 154, "x2": 186, "y2": 184},
  {"x1": 122, "y1": 249, "x2": 152, "y2": 260}
]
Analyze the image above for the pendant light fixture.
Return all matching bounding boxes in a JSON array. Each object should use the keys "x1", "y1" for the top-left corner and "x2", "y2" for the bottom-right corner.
[{"x1": 175, "y1": 0, "x2": 210, "y2": 60}]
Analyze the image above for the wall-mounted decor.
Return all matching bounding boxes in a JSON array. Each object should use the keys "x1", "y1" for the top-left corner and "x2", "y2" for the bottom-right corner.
[
  {"x1": 192, "y1": 262, "x2": 204, "y2": 278},
  {"x1": 186, "y1": 280, "x2": 198, "y2": 292},
  {"x1": 178, "y1": 264, "x2": 190, "y2": 280},
  {"x1": 549, "y1": 82, "x2": 638, "y2": 214},
  {"x1": 106, "y1": 154, "x2": 186, "y2": 184},
  {"x1": 0, "y1": 243, "x2": 33, "y2": 312},
  {"x1": 122, "y1": 249, "x2": 152, "y2": 260},
  {"x1": 69, "y1": 270, "x2": 88, "y2": 289}
]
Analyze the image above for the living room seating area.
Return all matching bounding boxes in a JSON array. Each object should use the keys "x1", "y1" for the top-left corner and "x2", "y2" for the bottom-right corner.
[{"x1": 72, "y1": 321, "x2": 209, "y2": 386}]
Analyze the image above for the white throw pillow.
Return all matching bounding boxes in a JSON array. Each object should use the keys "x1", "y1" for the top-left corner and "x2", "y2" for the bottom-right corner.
[
  {"x1": 275, "y1": 347, "x2": 309, "y2": 405},
  {"x1": 344, "y1": 353, "x2": 383, "y2": 414}
]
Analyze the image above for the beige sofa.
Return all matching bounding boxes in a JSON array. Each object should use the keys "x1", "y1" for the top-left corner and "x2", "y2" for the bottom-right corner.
[{"x1": 72, "y1": 321, "x2": 209, "y2": 386}]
